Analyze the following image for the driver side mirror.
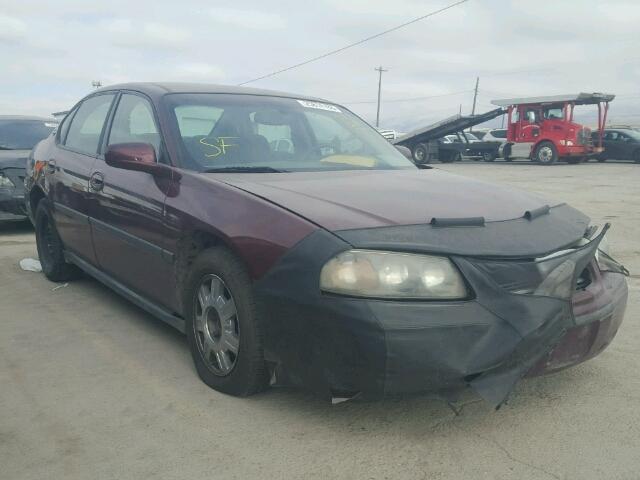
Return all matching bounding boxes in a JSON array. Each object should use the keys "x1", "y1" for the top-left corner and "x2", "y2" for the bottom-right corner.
[
  {"x1": 395, "y1": 145, "x2": 413, "y2": 160},
  {"x1": 105, "y1": 143, "x2": 170, "y2": 178}
]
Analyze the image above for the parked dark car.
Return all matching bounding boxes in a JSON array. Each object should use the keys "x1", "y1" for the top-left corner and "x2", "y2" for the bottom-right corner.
[
  {"x1": 0, "y1": 116, "x2": 57, "y2": 221},
  {"x1": 437, "y1": 132, "x2": 500, "y2": 162},
  {"x1": 592, "y1": 128, "x2": 640, "y2": 163},
  {"x1": 26, "y1": 83, "x2": 629, "y2": 407}
]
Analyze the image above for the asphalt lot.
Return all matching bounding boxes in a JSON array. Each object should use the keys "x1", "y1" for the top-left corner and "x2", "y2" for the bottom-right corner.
[{"x1": 1, "y1": 162, "x2": 639, "y2": 480}]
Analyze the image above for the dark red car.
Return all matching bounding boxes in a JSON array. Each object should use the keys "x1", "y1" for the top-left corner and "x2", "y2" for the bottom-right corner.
[{"x1": 26, "y1": 83, "x2": 629, "y2": 407}]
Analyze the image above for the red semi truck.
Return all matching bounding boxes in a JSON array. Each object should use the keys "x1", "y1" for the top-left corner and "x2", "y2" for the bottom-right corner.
[{"x1": 492, "y1": 93, "x2": 614, "y2": 164}]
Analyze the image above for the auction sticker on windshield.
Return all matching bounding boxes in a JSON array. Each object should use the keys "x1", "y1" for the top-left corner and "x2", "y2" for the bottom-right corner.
[{"x1": 297, "y1": 100, "x2": 341, "y2": 113}]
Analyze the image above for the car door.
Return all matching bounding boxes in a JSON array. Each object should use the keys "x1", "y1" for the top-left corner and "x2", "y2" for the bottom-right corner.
[
  {"x1": 616, "y1": 132, "x2": 636, "y2": 160},
  {"x1": 603, "y1": 131, "x2": 621, "y2": 159},
  {"x1": 49, "y1": 93, "x2": 116, "y2": 265},
  {"x1": 89, "y1": 92, "x2": 176, "y2": 308}
]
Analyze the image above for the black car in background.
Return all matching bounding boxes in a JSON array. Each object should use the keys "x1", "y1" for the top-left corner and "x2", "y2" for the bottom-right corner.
[
  {"x1": 437, "y1": 132, "x2": 500, "y2": 162},
  {"x1": 0, "y1": 116, "x2": 57, "y2": 221},
  {"x1": 593, "y1": 128, "x2": 640, "y2": 163}
]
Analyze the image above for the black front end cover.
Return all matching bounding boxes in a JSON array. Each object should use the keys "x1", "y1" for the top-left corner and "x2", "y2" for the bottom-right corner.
[{"x1": 254, "y1": 207, "x2": 612, "y2": 408}]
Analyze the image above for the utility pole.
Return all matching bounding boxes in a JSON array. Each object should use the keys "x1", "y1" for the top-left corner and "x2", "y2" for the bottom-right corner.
[
  {"x1": 375, "y1": 66, "x2": 388, "y2": 128},
  {"x1": 470, "y1": 76, "x2": 479, "y2": 132},
  {"x1": 471, "y1": 76, "x2": 479, "y2": 115}
]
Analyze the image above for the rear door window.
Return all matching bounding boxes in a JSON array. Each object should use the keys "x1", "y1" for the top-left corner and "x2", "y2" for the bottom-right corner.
[{"x1": 65, "y1": 94, "x2": 115, "y2": 155}]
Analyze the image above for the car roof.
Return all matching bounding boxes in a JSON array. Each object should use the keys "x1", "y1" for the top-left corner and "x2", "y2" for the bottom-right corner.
[
  {"x1": 94, "y1": 82, "x2": 332, "y2": 104},
  {"x1": 0, "y1": 115, "x2": 58, "y2": 122}
]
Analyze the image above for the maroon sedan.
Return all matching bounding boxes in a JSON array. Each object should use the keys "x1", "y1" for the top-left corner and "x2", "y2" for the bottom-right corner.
[{"x1": 25, "y1": 83, "x2": 628, "y2": 407}]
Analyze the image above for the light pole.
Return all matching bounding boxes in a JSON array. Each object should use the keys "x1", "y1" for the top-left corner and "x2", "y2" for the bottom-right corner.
[{"x1": 375, "y1": 66, "x2": 388, "y2": 128}]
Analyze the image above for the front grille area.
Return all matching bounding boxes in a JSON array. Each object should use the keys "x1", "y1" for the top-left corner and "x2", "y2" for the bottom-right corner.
[
  {"x1": 577, "y1": 127, "x2": 592, "y2": 146},
  {"x1": 576, "y1": 267, "x2": 592, "y2": 291}
]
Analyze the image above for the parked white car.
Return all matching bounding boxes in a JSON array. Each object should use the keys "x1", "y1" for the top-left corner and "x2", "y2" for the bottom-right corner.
[{"x1": 482, "y1": 128, "x2": 508, "y2": 143}]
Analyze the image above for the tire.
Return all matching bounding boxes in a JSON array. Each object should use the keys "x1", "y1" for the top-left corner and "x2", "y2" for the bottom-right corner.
[
  {"x1": 413, "y1": 144, "x2": 428, "y2": 163},
  {"x1": 503, "y1": 144, "x2": 512, "y2": 162},
  {"x1": 34, "y1": 199, "x2": 80, "y2": 282},
  {"x1": 534, "y1": 141, "x2": 558, "y2": 165},
  {"x1": 482, "y1": 151, "x2": 496, "y2": 162},
  {"x1": 634, "y1": 150, "x2": 640, "y2": 164},
  {"x1": 184, "y1": 246, "x2": 268, "y2": 397}
]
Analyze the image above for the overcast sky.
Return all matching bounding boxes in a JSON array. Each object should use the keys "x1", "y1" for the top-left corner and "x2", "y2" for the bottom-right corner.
[{"x1": 1, "y1": 0, "x2": 639, "y2": 131}]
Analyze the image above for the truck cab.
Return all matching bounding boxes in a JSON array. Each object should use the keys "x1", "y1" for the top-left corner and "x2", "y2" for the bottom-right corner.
[{"x1": 493, "y1": 93, "x2": 614, "y2": 164}]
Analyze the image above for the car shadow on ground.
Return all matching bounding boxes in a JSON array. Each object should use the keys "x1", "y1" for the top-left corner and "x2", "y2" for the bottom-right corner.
[{"x1": 0, "y1": 219, "x2": 32, "y2": 235}]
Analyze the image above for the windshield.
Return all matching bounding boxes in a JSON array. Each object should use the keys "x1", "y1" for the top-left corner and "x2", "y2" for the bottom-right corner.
[
  {"x1": 164, "y1": 94, "x2": 416, "y2": 172},
  {"x1": 0, "y1": 119, "x2": 56, "y2": 150}
]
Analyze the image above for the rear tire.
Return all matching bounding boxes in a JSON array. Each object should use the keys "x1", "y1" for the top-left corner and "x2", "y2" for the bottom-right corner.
[
  {"x1": 482, "y1": 152, "x2": 496, "y2": 162},
  {"x1": 34, "y1": 199, "x2": 80, "y2": 282},
  {"x1": 184, "y1": 247, "x2": 268, "y2": 397},
  {"x1": 534, "y1": 141, "x2": 558, "y2": 165},
  {"x1": 412, "y1": 144, "x2": 428, "y2": 164}
]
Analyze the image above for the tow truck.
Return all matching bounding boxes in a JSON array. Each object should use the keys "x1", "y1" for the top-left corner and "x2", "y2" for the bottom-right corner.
[{"x1": 492, "y1": 93, "x2": 614, "y2": 164}]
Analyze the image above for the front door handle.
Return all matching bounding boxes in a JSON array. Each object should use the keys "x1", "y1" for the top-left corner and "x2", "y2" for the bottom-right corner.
[{"x1": 89, "y1": 171, "x2": 105, "y2": 191}]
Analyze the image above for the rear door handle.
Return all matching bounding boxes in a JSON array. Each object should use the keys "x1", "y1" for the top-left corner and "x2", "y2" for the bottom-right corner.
[{"x1": 89, "y1": 171, "x2": 105, "y2": 191}]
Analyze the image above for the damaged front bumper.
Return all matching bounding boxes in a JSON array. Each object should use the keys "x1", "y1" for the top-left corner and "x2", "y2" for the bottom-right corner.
[
  {"x1": 0, "y1": 168, "x2": 28, "y2": 221},
  {"x1": 256, "y1": 222, "x2": 628, "y2": 408}
]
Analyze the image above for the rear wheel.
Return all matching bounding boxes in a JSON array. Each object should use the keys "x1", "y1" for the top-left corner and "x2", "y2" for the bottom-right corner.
[
  {"x1": 482, "y1": 151, "x2": 496, "y2": 162},
  {"x1": 184, "y1": 247, "x2": 268, "y2": 396},
  {"x1": 34, "y1": 199, "x2": 80, "y2": 282},
  {"x1": 534, "y1": 141, "x2": 558, "y2": 165},
  {"x1": 412, "y1": 144, "x2": 428, "y2": 164}
]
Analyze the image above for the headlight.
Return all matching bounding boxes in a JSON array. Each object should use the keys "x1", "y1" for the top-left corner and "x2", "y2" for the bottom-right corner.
[
  {"x1": 320, "y1": 250, "x2": 468, "y2": 299},
  {"x1": 0, "y1": 172, "x2": 16, "y2": 188}
]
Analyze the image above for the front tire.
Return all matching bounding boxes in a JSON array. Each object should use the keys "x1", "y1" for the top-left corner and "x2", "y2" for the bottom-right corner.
[
  {"x1": 184, "y1": 247, "x2": 268, "y2": 396},
  {"x1": 34, "y1": 199, "x2": 80, "y2": 282},
  {"x1": 534, "y1": 141, "x2": 558, "y2": 165}
]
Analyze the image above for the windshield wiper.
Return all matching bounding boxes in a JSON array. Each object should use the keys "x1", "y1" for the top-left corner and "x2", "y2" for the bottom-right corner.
[{"x1": 203, "y1": 166, "x2": 287, "y2": 173}]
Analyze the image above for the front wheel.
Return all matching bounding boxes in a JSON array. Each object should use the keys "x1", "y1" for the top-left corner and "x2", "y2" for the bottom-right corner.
[
  {"x1": 184, "y1": 247, "x2": 268, "y2": 396},
  {"x1": 534, "y1": 141, "x2": 558, "y2": 165},
  {"x1": 34, "y1": 199, "x2": 80, "y2": 282}
]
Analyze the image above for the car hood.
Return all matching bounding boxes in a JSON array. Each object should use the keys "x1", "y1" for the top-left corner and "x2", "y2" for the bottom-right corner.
[
  {"x1": 212, "y1": 169, "x2": 555, "y2": 231},
  {"x1": 0, "y1": 149, "x2": 30, "y2": 169}
]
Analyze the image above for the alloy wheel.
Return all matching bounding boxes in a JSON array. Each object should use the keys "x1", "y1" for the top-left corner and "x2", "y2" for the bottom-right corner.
[{"x1": 193, "y1": 274, "x2": 240, "y2": 376}]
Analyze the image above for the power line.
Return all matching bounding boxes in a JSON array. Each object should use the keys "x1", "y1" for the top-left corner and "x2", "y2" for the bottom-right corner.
[
  {"x1": 237, "y1": 0, "x2": 470, "y2": 86},
  {"x1": 342, "y1": 89, "x2": 473, "y2": 105}
]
